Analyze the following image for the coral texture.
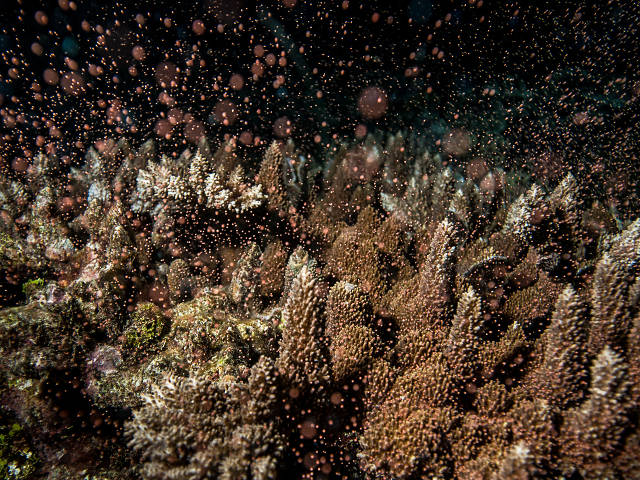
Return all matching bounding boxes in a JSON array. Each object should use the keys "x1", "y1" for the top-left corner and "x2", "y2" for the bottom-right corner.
[{"x1": 1, "y1": 133, "x2": 639, "y2": 480}]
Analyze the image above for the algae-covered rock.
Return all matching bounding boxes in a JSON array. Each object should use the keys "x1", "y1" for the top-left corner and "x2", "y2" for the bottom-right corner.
[
  {"x1": 69, "y1": 261, "x2": 131, "y2": 340},
  {"x1": 85, "y1": 346, "x2": 186, "y2": 410},
  {"x1": 0, "y1": 301, "x2": 85, "y2": 377},
  {"x1": 123, "y1": 302, "x2": 169, "y2": 355},
  {"x1": 0, "y1": 417, "x2": 38, "y2": 480},
  {"x1": 167, "y1": 289, "x2": 278, "y2": 375},
  {"x1": 20, "y1": 278, "x2": 44, "y2": 299}
]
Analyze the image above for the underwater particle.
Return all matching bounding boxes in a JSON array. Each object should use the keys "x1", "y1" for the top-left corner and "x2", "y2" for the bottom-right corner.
[
  {"x1": 43, "y1": 69, "x2": 59, "y2": 85},
  {"x1": 132, "y1": 45, "x2": 146, "y2": 61},
  {"x1": 358, "y1": 87, "x2": 388, "y2": 120},
  {"x1": 192, "y1": 19, "x2": 206, "y2": 35},
  {"x1": 183, "y1": 117, "x2": 206, "y2": 144},
  {"x1": 155, "y1": 61, "x2": 178, "y2": 87},
  {"x1": 532, "y1": 150, "x2": 565, "y2": 183},
  {"x1": 251, "y1": 60, "x2": 265, "y2": 78},
  {"x1": 60, "y1": 72, "x2": 85, "y2": 96},
  {"x1": 230, "y1": 73, "x2": 244, "y2": 90},
  {"x1": 30, "y1": 42, "x2": 43, "y2": 55},
  {"x1": 265, "y1": 53, "x2": 276, "y2": 66},
  {"x1": 239, "y1": 131, "x2": 253, "y2": 145},
  {"x1": 442, "y1": 129, "x2": 472, "y2": 157},
  {"x1": 273, "y1": 116, "x2": 292, "y2": 138},
  {"x1": 61, "y1": 36, "x2": 79, "y2": 56},
  {"x1": 342, "y1": 144, "x2": 383, "y2": 183},
  {"x1": 355, "y1": 124, "x2": 367, "y2": 139},
  {"x1": 34, "y1": 10, "x2": 48, "y2": 25},
  {"x1": 154, "y1": 118, "x2": 172, "y2": 138},
  {"x1": 213, "y1": 100, "x2": 239, "y2": 126}
]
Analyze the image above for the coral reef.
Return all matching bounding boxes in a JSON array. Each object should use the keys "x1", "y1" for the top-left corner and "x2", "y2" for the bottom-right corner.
[{"x1": 1, "y1": 133, "x2": 639, "y2": 479}]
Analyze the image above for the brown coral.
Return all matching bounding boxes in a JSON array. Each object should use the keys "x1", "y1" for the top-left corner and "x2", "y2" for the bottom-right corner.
[
  {"x1": 589, "y1": 219, "x2": 640, "y2": 355},
  {"x1": 257, "y1": 141, "x2": 288, "y2": 215},
  {"x1": 534, "y1": 286, "x2": 588, "y2": 408},
  {"x1": 561, "y1": 346, "x2": 632, "y2": 477},
  {"x1": 275, "y1": 266, "x2": 330, "y2": 389},
  {"x1": 3, "y1": 132, "x2": 640, "y2": 480},
  {"x1": 127, "y1": 361, "x2": 286, "y2": 480}
]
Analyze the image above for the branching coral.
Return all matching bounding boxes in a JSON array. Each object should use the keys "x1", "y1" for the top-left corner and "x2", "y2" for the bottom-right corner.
[
  {"x1": 275, "y1": 266, "x2": 330, "y2": 389},
  {"x1": 534, "y1": 286, "x2": 588, "y2": 408},
  {"x1": 133, "y1": 143, "x2": 265, "y2": 216},
  {"x1": 561, "y1": 346, "x2": 633, "y2": 478},
  {"x1": 127, "y1": 361, "x2": 286, "y2": 480},
  {"x1": 589, "y1": 219, "x2": 640, "y2": 355},
  {"x1": 257, "y1": 141, "x2": 289, "y2": 216},
  {"x1": 2, "y1": 132, "x2": 640, "y2": 480}
]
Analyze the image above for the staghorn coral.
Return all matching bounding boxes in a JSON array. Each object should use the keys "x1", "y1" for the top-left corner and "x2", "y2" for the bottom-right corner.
[
  {"x1": 329, "y1": 323, "x2": 381, "y2": 383},
  {"x1": 534, "y1": 286, "x2": 589, "y2": 408},
  {"x1": 387, "y1": 216, "x2": 459, "y2": 331},
  {"x1": 589, "y1": 219, "x2": 640, "y2": 355},
  {"x1": 324, "y1": 207, "x2": 389, "y2": 311},
  {"x1": 325, "y1": 281, "x2": 373, "y2": 337},
  {"x1": 257, "y1": 141, "x2": 289, "y2": 215},
  {"x1": 445, "y1": 286, "x2": 484, "y2": 383},
  {"x1": 259, "y1": 239, "x2": 287, "y2": 300},
  {"x1": 134, "y1": 144, "x2": 265, "y2": 217}
]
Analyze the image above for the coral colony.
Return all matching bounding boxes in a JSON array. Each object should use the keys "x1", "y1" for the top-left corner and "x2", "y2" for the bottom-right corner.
[
  {"x1": 1, "y1": 1, "x2": 640, "y2": 480},
  {"x1": 1, "y1": 134, "x2": 640, "y2": 479}
]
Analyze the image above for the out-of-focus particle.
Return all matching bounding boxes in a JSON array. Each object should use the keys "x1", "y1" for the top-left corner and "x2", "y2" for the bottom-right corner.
[
  {"x1": 358, "y1": 86, "x2": 388, "y2": 120},
  {"x1": 43, "y1": 69, "x2": 59, "y2": 85},
  {"x1": 192, "y1": 19, "x2": 206, "y2": 35},
  {"x1": 132, "y1": 45, "x2": 146, "y2": 61},
  {"x1": 35, "y1": 11, "x2": 48, "y2": 25}
]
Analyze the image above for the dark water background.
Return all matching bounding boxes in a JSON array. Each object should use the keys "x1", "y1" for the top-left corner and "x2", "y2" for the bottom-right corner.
[{"x1": 1, "y1": 0, "x2": 639, "y2": 206}]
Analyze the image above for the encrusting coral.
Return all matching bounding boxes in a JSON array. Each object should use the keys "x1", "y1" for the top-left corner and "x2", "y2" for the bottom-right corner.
[{"x1": 1, "y1": 132, "x2": 640, "y2": 479}]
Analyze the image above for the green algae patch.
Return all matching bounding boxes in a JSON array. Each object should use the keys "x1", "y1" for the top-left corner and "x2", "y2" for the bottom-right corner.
[
  {"x1": 124, "y1": 303, "x2": 169, "y2": 353},
  {"x1": 0, "y1": 420, "x2": 38, "y2": 479},
  {"x1": 21, "y1": 278, "x2": 44, "y2": 297}
]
